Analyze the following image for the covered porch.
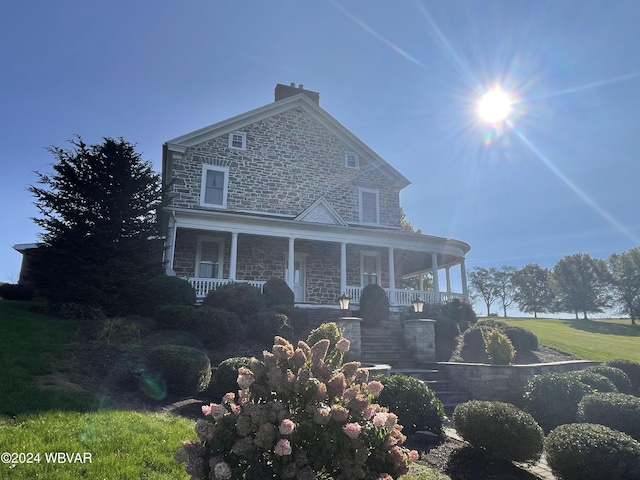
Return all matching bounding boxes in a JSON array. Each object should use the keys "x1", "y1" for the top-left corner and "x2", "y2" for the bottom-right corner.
[{"x1": 164, "y1": 208, "x2": 470, "y2": 308}]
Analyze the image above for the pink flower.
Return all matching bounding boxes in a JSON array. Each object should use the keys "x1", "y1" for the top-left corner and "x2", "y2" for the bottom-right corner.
[
  {"x1": 201, "y1": 403, "x2": 213, "y2": 416},
  {"x1": 363, "y1": 405, "x2": 376, "y2": 420},
  {"x1": 373, "y1": 412, "x2": 388, "y2": 428},
  {"x1": 385, "y1": 412, "x2": 398, "y2": 429},
  {"x1": 342, "y1": 422, "x2": 362, "y2": 439},
  {"x1": 274, "y1": 438, "x2": 292, "y2": 456},
  {"x1": 408, "y1": 450, "x2": 419, "y2": 462},
  {"x1": 335, "y1": 338, "x2": 350, "y2": 353},
  {"x1": 367, "y1": 380, "x2": 384, "y2": 397},
  {"x1": 279, "y1": 418, "x2": 296, "y2": 435},
  {"x1": 237, "y1": 367, "x2": 255, "y2": 389}
]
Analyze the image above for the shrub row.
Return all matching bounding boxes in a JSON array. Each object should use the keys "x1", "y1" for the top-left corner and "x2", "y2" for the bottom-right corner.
[{"x1": 456, "y1": 320, "x2": 538, "y2": 363}]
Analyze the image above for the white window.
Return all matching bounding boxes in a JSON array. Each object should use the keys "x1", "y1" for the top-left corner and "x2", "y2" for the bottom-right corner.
[
  {"x1": 228, "y1": 131, "x2": 246, "y2": 150},
  {"x1": 361, "y1": 252, "x2": 380, "y2": 286},
  {"x1": 200, "y1": 165, "x2": 229, "y2": 208},
  {"x1": 359, "y1": 188, "x2": 379, "y2": 224},
  {"x1": 196, "y1": 237, "x2": 224, "y2": 278},
  {"x1": 345, "y1": 151, "x2": 359, "y2": 169}
]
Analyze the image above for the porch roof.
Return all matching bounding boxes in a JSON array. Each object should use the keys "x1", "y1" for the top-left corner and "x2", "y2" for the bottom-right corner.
[{"x1": 166, "y1": 206, "x2": 470, "y2": 269}]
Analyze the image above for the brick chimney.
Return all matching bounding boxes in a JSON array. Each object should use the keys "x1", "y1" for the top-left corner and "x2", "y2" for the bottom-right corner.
[{"x1": 274, "y1": 83, "x2": 320, "y2": 105}]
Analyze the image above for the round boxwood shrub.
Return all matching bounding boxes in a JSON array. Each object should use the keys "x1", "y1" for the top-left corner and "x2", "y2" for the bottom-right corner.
[
  {"x1": 306, "y1": 322, "x2": 342, "y2": 350},
  {"x1": 578, "y1": 392, "x2": 640, "y2": 440},
  {"x1": 503, "y1": 325, "x2": 539, "y2": 352},
  {"x1": 214, "y1": 356, "x2": 252, "y2": 397},
  {"x1": 442, "y1": 297, "x2": 478, "y2": 331},
  {"x1": 152, "y1": 305, "x2": 197, "y2": 329},
  {"x1": 585, "y1": 365, "x2": 633, "y2": 394},
  {"x1": 358, "y1": 283, "x2": 390, "y2": 326},
  {"x1": 202, "y1": 282, "x2": 265, "y2": 320},
  {"x1": 545, "y1": 423, "x2": 640, "y2": 480},
  {"x1": 453, "y1": 400, "x2": 544, "y2": 462},
  {"x1": 522, "y1": 372, "x2": 592, "y2": 432},
  {"x1": 567, "y1": 370, "x2": 618, "y2": 393},
  {"x1": 606, "y1": 359, "x2": 640, "y2": 392},
  {"x1": 135, "y1": 275, "x2": 196, "y2": 315},
  {"x1": 248, "y1": 310, "x2": 292, "y2": 344},
  {"x1": 375, "y1": 373, "x2": 445, "y2": 437},
  {"x1": 145, "y1": 344, "x2": 211, "y2": 396},
  {"x1": 262, "y1": 278, "x2": 294, "y2": 308},
  {"x1": 189, "y1": 307, "x2": 240, "y2": 348}
]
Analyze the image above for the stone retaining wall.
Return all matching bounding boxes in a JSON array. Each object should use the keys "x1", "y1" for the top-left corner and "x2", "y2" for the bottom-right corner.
[{"x1": 439, "y1": 360, "x2": 600, "y2": 405}]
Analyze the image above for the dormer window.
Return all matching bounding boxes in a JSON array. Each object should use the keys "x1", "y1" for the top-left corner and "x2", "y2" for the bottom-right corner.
[
  {"x1": 345, "y1": 151, "x2": 359, "y2": 169},
  {"x1": 229, "y1": 131, "x2": 246, "y2": 150}
]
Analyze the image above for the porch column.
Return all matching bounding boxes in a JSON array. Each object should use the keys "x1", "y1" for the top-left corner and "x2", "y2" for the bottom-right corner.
[
  {"x1": 340, "y1": 242, "x2": 347, "y2": 294},
  {"x1": 445, "y1": 266, "x2": 452, "y2": 293},
  {"x1": 287, "y1": 237, "x2": 295, "y2": 290},
  {"x1": 419, "y1": 275, "x2": 424, "y2": 291},
  {"x1": 229, "y1": 232, "x2": 238, "y2": 281},
  {"x1": 388, "y1": 247, "x2": 396, "y2": 305},
  {"x1": 431, "y1": 253, "x2": 440, "y2": 302},
  {"x1": 165, "y1": 215, "x2": 178, "y2": 275},
  {"x1": 460, "y1": 257, "x2": 468, "y2": 299}
]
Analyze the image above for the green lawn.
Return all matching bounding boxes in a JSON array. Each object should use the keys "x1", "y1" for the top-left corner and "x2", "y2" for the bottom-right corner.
[
  {"x1": 0, "y1": 301, "x2": 96, "y2": 415},
  {"x1": 499, "y1": 316, "x2": 640, "y2": 363}
]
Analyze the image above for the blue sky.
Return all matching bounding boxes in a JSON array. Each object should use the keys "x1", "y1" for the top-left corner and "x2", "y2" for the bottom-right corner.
[{"x1": 2, "y1": 1, "x2": 639, "y2": 315}]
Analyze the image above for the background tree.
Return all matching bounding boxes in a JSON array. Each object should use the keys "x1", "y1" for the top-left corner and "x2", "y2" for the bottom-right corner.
[
  {"x1": 494, "y1": 266, "x2": 517, "y2": 317},
  {"x1": 512, "y1": 264, "x2": 554, "y2": 318},
  {"x1": 29, "y1": 137, "x2": 164, "y2": 314},
  {"x1": 608, "y1": 247, "x2": 640, "y2": 324},
  {"x1": 550, "y1": 253, "x2": 611, "y2": 320},
  {"x1": 469, "y1": 267, "x2": 500, "y2": 316}
]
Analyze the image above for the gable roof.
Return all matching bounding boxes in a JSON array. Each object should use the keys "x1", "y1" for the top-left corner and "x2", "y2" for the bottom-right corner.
[{"x1": 163, "y1": 93, "x2": 411, "y2": 189}]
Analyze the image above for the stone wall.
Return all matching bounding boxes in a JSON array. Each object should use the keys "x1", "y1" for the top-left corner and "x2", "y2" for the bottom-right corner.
[
  {"x1": 439, "y1": 360, "x2": 600, "y2": 405},
  {"x1": 169, "y1": 107, "x2": 402, "y2": 227},
  {"x1": 403, "y1": 319, "x2": 436, "y2": 363}
]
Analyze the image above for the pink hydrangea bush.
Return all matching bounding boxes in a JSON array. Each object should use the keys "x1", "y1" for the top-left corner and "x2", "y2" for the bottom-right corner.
[{"x1": 175, "y1": 335, "x2": 418, "y2": 479}]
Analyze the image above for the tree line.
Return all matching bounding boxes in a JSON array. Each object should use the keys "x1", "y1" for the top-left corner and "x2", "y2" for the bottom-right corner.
[{"x1": 469, "y1": 250, "x2": 640, "y2": 324}]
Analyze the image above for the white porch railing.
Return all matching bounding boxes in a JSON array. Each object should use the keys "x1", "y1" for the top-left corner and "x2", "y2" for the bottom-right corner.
[
  {"x1": 345, "y1": 286, "x2": 465, "y2": 306},
  {"x1": 188, "y1": 278, "x2": 267, "y2": 298}
]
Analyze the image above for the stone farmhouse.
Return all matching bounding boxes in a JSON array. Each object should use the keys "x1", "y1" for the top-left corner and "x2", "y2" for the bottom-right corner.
[{"x1": 161, "y1": 83, "x2": 470, "y2": 310}]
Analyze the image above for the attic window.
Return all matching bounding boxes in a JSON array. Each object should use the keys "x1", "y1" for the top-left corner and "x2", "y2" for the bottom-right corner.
[
  {"x1": 229, "y1": 132, "x2": 246, "y2": 150},
  {"x1": 345, "y1": 152, "x2": 359, "y2": 169}
]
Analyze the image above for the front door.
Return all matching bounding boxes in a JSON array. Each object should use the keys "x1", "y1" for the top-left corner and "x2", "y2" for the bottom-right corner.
[{"x1": 286, "y1": 254, "x2": 306, "y2": 302}]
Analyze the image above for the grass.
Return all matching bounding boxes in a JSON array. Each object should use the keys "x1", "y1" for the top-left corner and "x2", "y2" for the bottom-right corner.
[
  {"x1": 0, "y1": 301, "x2": 96, "y2": 415},
  {"x1": 499, "y1": 316, "x2": 640, "y2": 363},
  {"x1": 0, "y1": 410, "x2": 194, "y2": 479}
]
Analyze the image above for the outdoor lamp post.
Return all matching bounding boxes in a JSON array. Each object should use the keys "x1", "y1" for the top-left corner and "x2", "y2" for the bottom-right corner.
[
  {"x1": 338, "y1": 292, "x2": 351, "y2": 313},
  {"x1": 412, "y1": 296, "x2": 425, "y2": 315}
]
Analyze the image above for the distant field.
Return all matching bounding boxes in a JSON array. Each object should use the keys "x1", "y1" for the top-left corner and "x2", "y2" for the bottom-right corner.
[{"x1": 498, "y1": 317, "x2": 640, "y2": 363}]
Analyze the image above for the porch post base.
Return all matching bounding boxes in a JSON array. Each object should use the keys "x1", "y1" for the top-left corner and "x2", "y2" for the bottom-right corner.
[
  {"x1": 403, "y1": 319, "x2": 436, "y2": 363},
  {"x1": 335, "y1": 316, "x2": 362, "y2": 361}
]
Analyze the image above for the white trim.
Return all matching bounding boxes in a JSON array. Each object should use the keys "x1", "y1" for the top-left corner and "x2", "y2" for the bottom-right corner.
[
  {"x1": 358, "y1": 187, "x2": 380, "y2": 225},
  {"x1": 360, "y1": 251, "x2": 381, "y2": 287},
  {"x1": 200, "y1": 164, "x2": 229, "y2": 208},
  {"x1": 195, "y1": 236, "x2": 225, "y2": 278},
  {"x1": 228, "y1": 131, "x2": 246, "y2": 150},
  {"x1": 345, "y1": 151, "x2": 359, "y2": 169}
]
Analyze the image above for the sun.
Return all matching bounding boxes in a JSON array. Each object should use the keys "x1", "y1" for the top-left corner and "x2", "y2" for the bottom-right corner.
[{"x1": 478, "y1": 88, "x2": 513, "y2": 124}]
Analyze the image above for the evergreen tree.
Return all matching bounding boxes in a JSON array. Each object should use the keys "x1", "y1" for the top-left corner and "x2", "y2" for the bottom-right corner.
[{"x1": 28, "y1": 137, "x2": 164, "y2": 314}]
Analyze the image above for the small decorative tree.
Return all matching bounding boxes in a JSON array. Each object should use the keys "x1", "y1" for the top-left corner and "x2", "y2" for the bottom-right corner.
[{"x1": 176, "y1": 336, "x2": 418, "y2": 479}]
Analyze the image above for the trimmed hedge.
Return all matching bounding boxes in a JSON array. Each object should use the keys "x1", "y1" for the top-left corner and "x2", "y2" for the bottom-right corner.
[
  {"x1": 376, "y1": 374, "x2": 445, "y2": 437},
  {"x1": 606, "y1": 359, "x2": 640, "y2": 392},
  {"x1": 135, "y1": 275, "x2": 196, "y2": 315},
  {"x1": 358, "y1": 283, "x2": 390, "y2": 326},
  {"x1": 545, "y1": 423, "x2": 640, "y2": 480},
  {"x1": 0, "y1": 283, "x2": 34, "y2": 301},
  {"x1": 585, "y1": 365, "x2": 633, "y2": 394},
  {"x1": 262, "y1": 278, "x2": 294, "y2": 308},
  {"x1": 202, "y1": 282, "x2": 265, "y2": 320},
  {"x1": 248, "y1": 310, "x2": 292, "y2": 344},
  {"x1": 578, "y1": 392, "x2": 640, "y2": 440},
  {"x1": 453, "y1": 400, "x2": 544, "y2": 462},
  {"x1": 145, "y1": 345, "x2": 211, "y2": 396},
  {"x1": 567, "y1": 370, "x2": 617, "y2": 393},
  {"x1": 457, "y1": 321, "x2": 538, "y2": 363},
  {"x1": 522, "y1": 372, "x2": 591, "y2": 432}
]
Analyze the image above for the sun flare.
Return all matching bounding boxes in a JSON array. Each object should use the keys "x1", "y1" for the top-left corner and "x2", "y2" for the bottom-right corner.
[{"x1": 478, "y1": 88, "x2": 512, "y2": 124}]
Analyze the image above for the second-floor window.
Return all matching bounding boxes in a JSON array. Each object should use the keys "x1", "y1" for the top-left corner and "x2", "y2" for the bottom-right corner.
[
  {"x1": 200, "y1": 165, "x2": 229, "y2": 208},
  {"x1": 359, "y1": 188, "x2": 379, "y2": 224},
  {"x1": 229, "y1": 131, "x2": 246, "y2": 150}
]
